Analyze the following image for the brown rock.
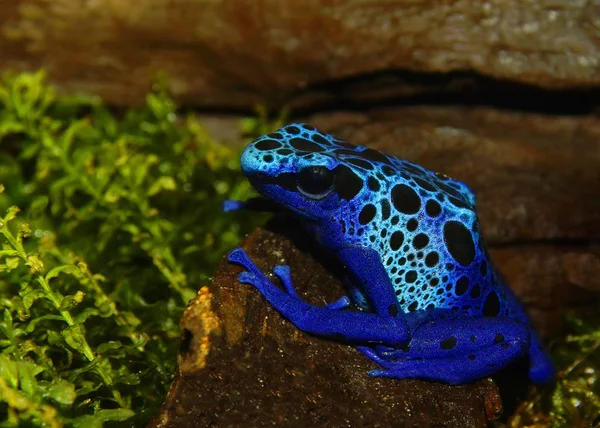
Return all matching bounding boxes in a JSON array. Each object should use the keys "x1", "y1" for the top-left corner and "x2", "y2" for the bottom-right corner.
[
  {"x1": 561, "y1": 250, "x2": 600, "y2": 293},
  {"x1": 1, "y1": 1, "x2": 599, "y2": 109},
  {"x1": 152, "y1": 221, "x2": 503, "y2": 427}
]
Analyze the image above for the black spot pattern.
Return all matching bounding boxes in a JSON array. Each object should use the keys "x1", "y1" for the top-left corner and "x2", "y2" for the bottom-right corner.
[
  {"x1": 255, "y1": 139, "x2": 281, "y2": 150},
  {"x1": 480, "y1": 260, "x2": 487, "y2": 276},
  {"x1": 243, "y1": 123, "x2": 508, "y2": 320},
  {"x1": 407, "y1": 219, "x2": 418, "y2": 232},
  {"x1": 405, "y1": 271, "x2": 417, "y2": 283},
  {"x1": 359, "y1": 148, "x2": 390, "y2": 163},
  {"x1": 367, "y1": 176, "x2": 380, "y2": 191},
  {"x1": 483, "y1": 291, "x2": 500, "y2": 316},
  {"x1": 455, "y1": 276, "x2": 470, "y2": 296},
  {"x1": 414, "y1": 177, "x2": 436, "y2": 192},
  {"x1": 348, "y1": 158, "x2": 375, "y2": 170},
  {"x1": 285, "y1": 125, "x2": 301, "y2": 135},
  {"x1": 390, "y1": 231, "x2": 404, "y2": 251},
  {"x1": 413, "y1": 233, "x2": 429, "y2": 250},
  {"x1": 443, "y1": 221, "x2": 476, "y2": 266},
  {"x1": 425, "y1": 252, "x2": 439, "y2": 267},
  {"x1": 358, "y1": 204, "x2": 376, "y2": 225},
  {"x1": 290, "y1": 138, "x2": 325, "y2": 152},
  {"x1": 382, "y1": 166, "x2": 395, "y2": 176},
  {"x1": 449, "y1": 197, "x2": 471, "y2": 210},
  {"x1": 311, "y1": 133, "x2": 330, "y2": 145},
  {"x1": 392, "y1": 184, "x2": 421, "y2": 214},
  {"x1": 440, "y1": 337, "x2": 457, "y2": 350}
]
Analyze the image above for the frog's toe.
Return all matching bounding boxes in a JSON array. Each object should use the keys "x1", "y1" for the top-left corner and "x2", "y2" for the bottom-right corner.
[
  {"x1": 368, "y1": 369, "x2": 390, "y2": 378},
  {"x1": 227, "y1": 248, "x2": 252, "y2": 268},
  {"x1": 273, "y1": 265, "x2": 300, "y2": 298},
  {"x1": 324, "y1": 296, "x2": 352, "y2": 310},
  {"x1": 273, "y1": 265, "x2": 291, "y2": 279},
  {"x1": 222, "y1": 200, "x2": 245, "y2": 212},
  {"x1": 528, "y1": 340, "x2": 555, "y2": 384},
  {"x1": 237, "y1": 271, "x2": 257, "y2": 284},
  {"x1": 228, "y1": 248, "x2": 267, "y2": 278},
  {"x1": 357, "y1": 346, "x2": 395, "y2": 368}
]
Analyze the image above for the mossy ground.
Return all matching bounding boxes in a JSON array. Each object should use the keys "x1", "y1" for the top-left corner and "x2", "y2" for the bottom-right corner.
[
  {"x1": 0, "y1": 70, "x2": 276, "y2": 426},
  {"x1": 0, "y1": 71, "x2": 597, "y2": 427}
]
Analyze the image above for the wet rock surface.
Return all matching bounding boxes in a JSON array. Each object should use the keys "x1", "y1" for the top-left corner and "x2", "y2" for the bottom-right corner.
[
  {"x1": 1, "y1": 0, "x2": 599, "y2": 109},
  {"x1": 151, "y1": 220, "x2": 504, "y2": 428}
]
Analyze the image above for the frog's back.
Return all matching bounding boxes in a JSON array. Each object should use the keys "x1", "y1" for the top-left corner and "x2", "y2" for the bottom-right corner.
[
  {"x1": 353, "y1": 157, "x2": 507, "y2": 318},
  {"x1": 245, "y1": 123, "x2": 514, "y2": 319}
]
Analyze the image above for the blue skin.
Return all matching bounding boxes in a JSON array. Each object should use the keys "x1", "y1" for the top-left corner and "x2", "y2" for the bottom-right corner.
[{"x1": 226, "y1": 123, "x2": 554, "y2": 385}]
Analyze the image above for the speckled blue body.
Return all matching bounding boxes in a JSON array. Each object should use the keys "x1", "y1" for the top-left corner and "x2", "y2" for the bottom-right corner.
[{"x1": 227, "y1": 123, "x2": 554, "y2": 384}]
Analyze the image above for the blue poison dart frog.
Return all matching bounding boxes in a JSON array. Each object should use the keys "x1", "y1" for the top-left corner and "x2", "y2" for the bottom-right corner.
[{"x1": 225, "y1": 123, "x2": 554, "y2": 385}]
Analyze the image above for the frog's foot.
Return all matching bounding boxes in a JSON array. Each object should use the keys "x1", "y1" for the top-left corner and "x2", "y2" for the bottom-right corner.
[
  {"x1": 527, "y1": 332, "x2": 555, "y2": 384},
  {"x1": 271, "y1": 264, "x2": 351, "y2": 310},
  {"x1": 228, "y1": 248, "x2": 409, "y2": 346},
  {"x1": 229, "y1": 248, "x2": 350, "y2": 310},
  {"x1": 363, "y1": 317, "x2": 531, "y2": 384},
  {"x1": 222, "y1": 200, "x2": 245, "y2": 212},
  {"x1": 356, "y1": 346, "x2": 397, "y2": 369}
]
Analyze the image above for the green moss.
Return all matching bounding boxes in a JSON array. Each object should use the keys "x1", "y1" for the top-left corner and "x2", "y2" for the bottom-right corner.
[
  {"x1": 0, "y1": 70, "x2": 271, "y2": 426},
  {"x1": 510, "y1": 310, "x2": 600, "y2": 427}
]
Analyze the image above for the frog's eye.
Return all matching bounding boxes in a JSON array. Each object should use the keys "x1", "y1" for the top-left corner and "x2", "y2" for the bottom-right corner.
[{"x1": 297, "y1": 166, "x2": 335, "y2": 199}]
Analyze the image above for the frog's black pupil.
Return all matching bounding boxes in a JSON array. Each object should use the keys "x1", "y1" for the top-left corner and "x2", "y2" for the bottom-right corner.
[{"x1": 297, "y1": 166, "x2": 335, "y2": 198}]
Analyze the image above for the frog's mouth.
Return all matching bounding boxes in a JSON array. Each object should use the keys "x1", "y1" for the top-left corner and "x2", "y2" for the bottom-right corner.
[{"x1": 222, "y1": 194, "x2": 318, "y2": 222}]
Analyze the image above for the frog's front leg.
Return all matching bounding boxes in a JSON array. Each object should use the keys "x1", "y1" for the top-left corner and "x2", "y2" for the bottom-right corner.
[
  {"x1": 363, "y1": 316, "x2": 531, "y2": 384},
  {"x1": 228, "y1": 248, "x2": 410, "y2": 346}
]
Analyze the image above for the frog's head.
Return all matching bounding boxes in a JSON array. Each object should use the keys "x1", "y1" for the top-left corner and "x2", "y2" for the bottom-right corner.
[{"x1": 240, "y1": 123, "x2": 398, "y2": 249}]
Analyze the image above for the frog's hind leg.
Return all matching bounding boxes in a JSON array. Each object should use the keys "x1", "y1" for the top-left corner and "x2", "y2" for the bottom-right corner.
[{"x1": 368, "y1": 317, "x2": 530, "y2": 384}]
